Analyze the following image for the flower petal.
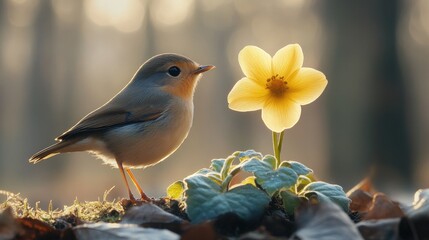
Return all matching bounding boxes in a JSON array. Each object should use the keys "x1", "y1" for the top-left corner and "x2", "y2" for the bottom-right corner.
[
  {"x1": 238, "y1": 46, "x2": 272, "y2": 85},
  {"x1": 287, "y1": 67, "x2": 328, "y2": 105},
  {"x1": 262, "y1": 97, "x2": 302, "y2": 132},
  {"x1": 272, "y1": 44, "x2": 303, "y2": 79},
  {"x1": 228, "y1": 78, "x2": 268, "y2": 111}
]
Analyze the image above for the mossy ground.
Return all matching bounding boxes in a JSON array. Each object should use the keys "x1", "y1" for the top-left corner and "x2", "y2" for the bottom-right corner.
[
  {"x1": 1, "y1": 186, "x2": 426, "y2": 239},
  {"x1": 0, "y1": 188, "x2": 124, "y2": 227}
]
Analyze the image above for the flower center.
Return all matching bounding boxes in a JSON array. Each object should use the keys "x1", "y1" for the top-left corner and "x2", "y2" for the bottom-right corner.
[{"x1": 265, "y1": 74, "x2": 288, "y2": 96}]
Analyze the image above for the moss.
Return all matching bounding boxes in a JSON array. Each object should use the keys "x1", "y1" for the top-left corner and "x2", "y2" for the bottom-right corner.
[{"x1": 0, "y1": 187, "x2": 124, "y2": 226}]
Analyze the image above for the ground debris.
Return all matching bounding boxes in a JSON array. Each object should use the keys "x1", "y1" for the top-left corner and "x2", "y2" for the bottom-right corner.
[{"x1": 1, "y1": 180, "x2": 429, "y2": 239}]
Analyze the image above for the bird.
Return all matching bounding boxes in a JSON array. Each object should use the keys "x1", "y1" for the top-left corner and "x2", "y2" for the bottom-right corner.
[{"x1": 29, "y1": 53, "x2": 215, "y2": 201}]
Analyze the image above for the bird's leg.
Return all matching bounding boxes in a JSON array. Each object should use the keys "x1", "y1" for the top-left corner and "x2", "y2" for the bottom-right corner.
[
  {"x1": 116, "y1": 160, "x2": 136, "y2": 201},
  {"x1": 126, "y1": 169, "x2": 150, "y2": 201}
]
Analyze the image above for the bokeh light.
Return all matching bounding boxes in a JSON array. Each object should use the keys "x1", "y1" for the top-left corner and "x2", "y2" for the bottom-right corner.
[
  {"x1": 84, "y1": 0, "x2": 144, "y2": 33},
  {"x1": 150, "y1": 0, "x2": 194, "y2": 27},
  {"x1": 6, "y1": 0, "x2": 39, "y2": 27}
]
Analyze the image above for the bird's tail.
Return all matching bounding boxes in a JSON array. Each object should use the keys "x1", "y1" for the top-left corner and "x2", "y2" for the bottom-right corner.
[{"x1": 29, "y1": 141, "x2": 76, "y2": 163}]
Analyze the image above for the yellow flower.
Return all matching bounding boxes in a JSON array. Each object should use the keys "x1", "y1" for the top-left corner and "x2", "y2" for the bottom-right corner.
[{"x1": 228, "y1": 44, "x2": 328, "y2": 133}]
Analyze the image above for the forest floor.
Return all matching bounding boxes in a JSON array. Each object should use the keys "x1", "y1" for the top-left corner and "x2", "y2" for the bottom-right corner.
[{"x1": 0, "y1": 179, "x2": 428, "y2": 240}]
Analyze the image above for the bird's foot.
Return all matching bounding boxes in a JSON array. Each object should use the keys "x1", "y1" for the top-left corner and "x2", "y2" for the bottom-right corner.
[
  {"x1": 120, "y1": 195, "x2": 152, "y2": 210},
  {"x1": 140, "y1": 192, "x2": 151, "y2": 202}
]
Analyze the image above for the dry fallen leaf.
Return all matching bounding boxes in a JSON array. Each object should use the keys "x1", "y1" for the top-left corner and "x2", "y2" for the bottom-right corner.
[
  {"x1": 181, "y1": 221, "x2": 218, "y2": 240},
  {"x1": 399, "y1": 189, "x2": 429, "y2": 239},
  {"x1": 348, "y1": 189, "x2": 373, "y2": 213},
  {"x1": 357, "y1": 218, "x2": 400, "y2": 240},
  {"x1": 0, "y1": 207, "x2": 19, "y2": 240},
  {"x1": 347, "y1": 177, "x2": 376, "y2": 213},
  {"x1": 121, "y1": 203, "x2": 184, "y2": 225},
  {"x1": 347, "y1": 178, "x2": 404, "y2": 221},
  {"x1": 73, "y1": 223, "x2": 179, "y2": 240},
  {"x1": 16, "y1": 217, "x2": 72, "y2": 240},
  {"x1": 121, "y1": 202, "x2": 189, "y2": 236},
  {"x1": 347, "y1": 177, "x2": 375, "y2": 196},
  {"x1": 238, "y1": 231, "x2": 284, "y2": 240},
  {"x1": 292, "y1": 201, "x2": 363, "y2": 240},
  {"x1": 356, "y1": 189, "x2": 429, "y2": 239},
  {"x1": 362, "y1": 193, "x2": 404, "y2": 220}
]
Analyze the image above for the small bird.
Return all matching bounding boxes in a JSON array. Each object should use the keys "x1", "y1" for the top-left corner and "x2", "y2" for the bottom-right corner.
[{"x1": 29, "y1": 53, "x2": 214, "y2": 201}]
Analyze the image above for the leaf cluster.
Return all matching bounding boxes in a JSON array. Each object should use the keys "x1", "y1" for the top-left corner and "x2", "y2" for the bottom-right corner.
[{"x1": 167, "y1": 150, "x2": 350, "y2": 223}]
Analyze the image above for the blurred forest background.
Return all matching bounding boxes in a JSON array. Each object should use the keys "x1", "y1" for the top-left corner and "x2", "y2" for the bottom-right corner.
[{"x1": 1, "y1": 0, "x2": 429, "y2": 206}]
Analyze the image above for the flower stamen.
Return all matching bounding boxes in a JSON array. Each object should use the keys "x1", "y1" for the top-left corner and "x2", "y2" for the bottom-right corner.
[{"x1": 266, "y1": 74, "x2": 288, "y2": 96}]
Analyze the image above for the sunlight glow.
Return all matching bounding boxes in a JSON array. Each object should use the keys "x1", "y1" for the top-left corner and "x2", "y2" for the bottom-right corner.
[
  {"x1": 150, "y1": 0, "x2": 194, "y2": 27},
  {"x1": 6, "y1": 0, "x2": 39, "y2": 27},
  {"x1": 84, "y1": 0, "x2": 144, "y2": 33},
  {"x1": 200, "y1": 0, "x2": 226, "y2": 12},
  {"x1": 407, "y1": 0, "x2": 429, "y2": 46},
  {"x1": 51, "y1": 0, "x2": 78, "y2": 23},
  {"x1": 281, "y1": 0, "x2": 306, "y2": 8}
]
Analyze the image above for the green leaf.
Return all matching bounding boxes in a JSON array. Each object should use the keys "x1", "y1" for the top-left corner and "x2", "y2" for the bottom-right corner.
[
  {"x1": 193, "y1": 168, "x2": 222, "y2": 184},
  {"x1": 280, "y1": 190, "x2": 302, "y2": 215},
  {"x1": 300, "y1": 181, "x2": 350, "y2": 212},
  {"x1": 206, "y1": 172, "x2": 222, "y2": 185},
  {"x1": 262, "y1": 155, "x2": 277, "y2": 169},
  {"x1": 235, "y1": 150, "x2": 263, "y2": 162},
  {"x1": 240, "y1": 176, "x2": 256, "y2": 187},
  {"x1": 297, "y1": 175, "x2": 312, "y2": 186},
  {"x1": 184, "y1": 174, "x2": 270, "y2": 223},
  {"x1": 220, "y1": 155, "x2": 236, "y2": 180},
  {"x1": 295, "y1": 175, "x2": 312, "y2": 192},
  {"x1": 210, "y1": 159, "x2": 225, "y2": 173},
  {"x1": 241, "y1": 158, "x2": 298, "y2": 196},
  {"x1": 218, "y1": 150, "x2": 264, "y2": 181},
  {"x1": 166, "y1": 181, "x2": 185, "y2": 199},
  {"x1": 280, "y1": 161, "x2": 313, "y2": 176},
  {"x1": 195, "y1": 168, "x2": 213, "y2": 175},
  {"x1": 220, "y1": 165, "x2": 242, "y2": 191}
]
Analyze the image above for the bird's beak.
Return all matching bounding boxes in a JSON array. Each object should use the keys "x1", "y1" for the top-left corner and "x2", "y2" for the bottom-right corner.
[{"x1": 194, "y1": 65, "x2": 215, "y2": 74}]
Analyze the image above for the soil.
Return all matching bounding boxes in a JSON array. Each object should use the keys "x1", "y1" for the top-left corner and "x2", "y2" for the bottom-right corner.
[{"x1": 117, "y1": 196, "x2": 361, "y2": 238}]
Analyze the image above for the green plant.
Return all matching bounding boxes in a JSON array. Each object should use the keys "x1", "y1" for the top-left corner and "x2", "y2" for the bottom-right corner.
[
  {"x1": 166, "y1": 44, "x2": 349, "y2": 223},
  {"x1": 167, "y1": 150, "x2": 350, "y2": 222}
]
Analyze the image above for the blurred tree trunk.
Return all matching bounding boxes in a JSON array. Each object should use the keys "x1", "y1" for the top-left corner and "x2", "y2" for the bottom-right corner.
[
  {"x1": 0, "y1": 0, "x2": 4, "y2": 181},
  {"x1": 23, "y1": 0, "x2": 64, "y2": 175},
  {"x1": 143, "y1": 0, "x2": 156, "y2": 58},
  {"x1": 321, "y1": 0, "x2": 413, "y2": 189},
  {"x1": 55, "y1": 1, "x2": 83, "y2": 126}
]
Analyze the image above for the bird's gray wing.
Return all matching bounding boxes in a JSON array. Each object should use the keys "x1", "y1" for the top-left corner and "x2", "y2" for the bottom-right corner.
[{"x1": 56, "y1": 93, "x2": 168, "y2": 141}]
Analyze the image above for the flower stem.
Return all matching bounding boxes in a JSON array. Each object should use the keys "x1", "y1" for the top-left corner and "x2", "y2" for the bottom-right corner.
[
  {"x1": 272, "y1": 131, "x2": 285, "y2": 168},
  {"x1": 278, "y1": 131, "x2": 284, "y2": 159},
  {"x1": 272, "y1": 131, "x2": 278, "y2": 160}
]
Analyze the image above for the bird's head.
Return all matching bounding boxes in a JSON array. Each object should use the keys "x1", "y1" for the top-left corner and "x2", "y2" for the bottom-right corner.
[{"x1": 132, "y1": 53, "x2": 215, "y2": 99}]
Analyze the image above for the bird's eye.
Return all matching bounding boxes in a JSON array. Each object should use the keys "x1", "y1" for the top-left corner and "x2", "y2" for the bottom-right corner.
[{"x1": 167, "y1": 66, "x2": 181, "y2": 77}]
